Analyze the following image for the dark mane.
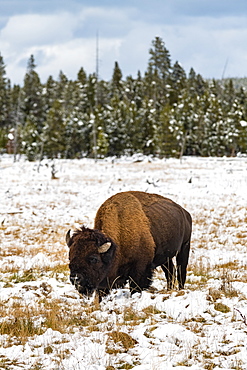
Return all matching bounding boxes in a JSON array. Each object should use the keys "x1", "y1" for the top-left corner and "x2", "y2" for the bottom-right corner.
[{"x1": 72, "y1": 226, "x2": 113, "y2": 247}]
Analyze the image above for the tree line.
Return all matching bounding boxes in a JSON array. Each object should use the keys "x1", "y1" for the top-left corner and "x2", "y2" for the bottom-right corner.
[{"x1": 0, "y1": 36, "x2": 247, "y2": 160}]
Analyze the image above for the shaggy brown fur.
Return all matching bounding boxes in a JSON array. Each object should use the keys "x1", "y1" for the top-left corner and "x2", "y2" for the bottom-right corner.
[{"x1": 67, "y1": 191, "x2": 192, "y2": 298}]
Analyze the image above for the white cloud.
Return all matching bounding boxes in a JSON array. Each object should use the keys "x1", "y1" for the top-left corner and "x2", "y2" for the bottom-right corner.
[
  {"x1": 37, "y1": 37, "x2": 123, "y2": 81},
  {"x1": 107, "y1": 14, "x2": 247, "y2": 79},
  {"x1": 5, "y1": 36, "x2": 123, "y2": 84},
  {"x1": 0, "y1": 13, "x2": 77, "y2": 49},
  {"x1": 0, "y1": 9, "x2": 125, "y2": 83},
  {"x1": 2, "y1": 5, "x2": 247, "y2": 84}
]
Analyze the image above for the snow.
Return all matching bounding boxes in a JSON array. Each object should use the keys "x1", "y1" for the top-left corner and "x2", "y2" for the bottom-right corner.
[{"x1": 1, "y1": 154, "x2": 247, "y2": 369}]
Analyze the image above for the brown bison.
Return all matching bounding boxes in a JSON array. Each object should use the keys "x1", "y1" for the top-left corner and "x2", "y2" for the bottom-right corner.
[{"x1": 66, "y1": 191, "x2": 192, "y2": 298}]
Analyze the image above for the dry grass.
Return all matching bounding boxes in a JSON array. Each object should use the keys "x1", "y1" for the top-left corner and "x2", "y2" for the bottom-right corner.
[
  {"x1": 214, "y1": 302, "x2": 231, "y2": 314},
  {"x1": 122, "y1": 306, "x2": 146, "y2": 325},
  {"x1": 0, "y1": 295, "x2": 98, "y2": 347},
  {"x1": 0, "y1": 264, "x2": 69, "y2": 285},
  {"x1": 0, "y1": 356, "x2": 25, "y2": 370},
  {"x1": 0, "y1": 304, "x2": 45, "y2": 346},
  {"x1": 106, "y1": 331, "x2": 138, "y2": 354},
  {"x1": 0, "y1": 297, "x2": 99, "y2": 347}
]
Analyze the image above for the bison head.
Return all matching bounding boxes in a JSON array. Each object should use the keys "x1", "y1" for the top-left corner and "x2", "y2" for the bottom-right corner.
[{"x1": 66, "y1": 226, "x2": 116, "y2": 296}]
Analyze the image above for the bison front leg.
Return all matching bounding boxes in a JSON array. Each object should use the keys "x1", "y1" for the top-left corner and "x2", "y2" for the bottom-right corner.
[
  {"x1": 161, "y1": 258, "x2": 176, "y2": 290},
  {"x1": 129, "y1": 263, "x2": 153, "y2": 294},
  {"x1": 176, "y1": 240, "x2": 190, "y2": 289},
  {"x1": 97, "y1": 288, "x2": 110, "y2": 302}
]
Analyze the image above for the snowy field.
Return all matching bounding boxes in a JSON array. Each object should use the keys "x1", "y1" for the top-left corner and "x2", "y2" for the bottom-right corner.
[{"x1": 0, "y1": 154, "x2": 247, "y2": 370}]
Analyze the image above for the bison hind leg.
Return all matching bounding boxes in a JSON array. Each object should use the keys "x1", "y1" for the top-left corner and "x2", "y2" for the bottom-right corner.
[
  {"x1": 176, "y1": 239, "x2": 190, "y2": 289},
  {"x1": 161, "y1": 259, "x2": 176, "y2": 290}
]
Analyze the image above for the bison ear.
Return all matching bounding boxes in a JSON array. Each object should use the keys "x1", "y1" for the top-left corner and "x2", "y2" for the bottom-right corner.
[
  {"x1": 66, "y1": 229, "x2": 71, "y2": 247},
  {"x1": 98, "y1": 242, "x2": 111, "y2": 254}
]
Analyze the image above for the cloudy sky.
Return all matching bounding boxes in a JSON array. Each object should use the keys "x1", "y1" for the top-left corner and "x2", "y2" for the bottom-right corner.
[{"x1": 1, "y1": 0, "x2": 247, "y2": 85}]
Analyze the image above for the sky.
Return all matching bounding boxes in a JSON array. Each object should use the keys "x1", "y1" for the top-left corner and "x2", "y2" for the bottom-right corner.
[{"x1": 1, "y1": 0, "x2": 247, "y2": 85}]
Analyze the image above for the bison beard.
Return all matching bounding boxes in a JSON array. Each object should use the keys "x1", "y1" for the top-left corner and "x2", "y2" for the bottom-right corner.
[
  {"x1": 66, "y1": 191, "x2": 192, "y2": 299},
  {"x1": 70, "y1": 273, "x2": 94, "y2": 295}
]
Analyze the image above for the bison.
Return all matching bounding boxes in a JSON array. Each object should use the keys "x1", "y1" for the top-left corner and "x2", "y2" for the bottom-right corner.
[{"x1": 66, "y1": 191, "x2": 192, "y2": 298}]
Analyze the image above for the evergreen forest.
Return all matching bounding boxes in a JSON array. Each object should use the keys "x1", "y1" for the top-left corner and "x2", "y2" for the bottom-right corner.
[{"x1": 1, "y1": 36, "x2": 247, "y2": 160}]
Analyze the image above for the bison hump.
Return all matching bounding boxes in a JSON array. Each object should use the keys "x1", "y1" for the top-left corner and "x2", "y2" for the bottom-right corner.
[{"x1": 94, "y1": 192, "x2": 156, "y2": 262}]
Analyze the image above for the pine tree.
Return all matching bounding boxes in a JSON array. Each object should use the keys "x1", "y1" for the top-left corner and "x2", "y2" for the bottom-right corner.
[
  {"x1": 73, "y1": 69, "x2": 89, "y2": 114},
  {"x1": 169, "y1": 61, "x2": 187, "y2": 105},
  {"x1": 21, "y1": 119, "x2": 41, "y2": 160},
  {"x1": 86, "y1": 73, "x2": 97, "y2": 109},
  {"x1": 237, "y1": 118, "x2": 247, "y2": 154},
  {"x1": 0, "y1": 54, "x2": 10, "y2": 129},
  {"x1": 0, "y1": 54, "x2": 13, "y2": 151},
  {"x1": 64, "y1": 110, "x2": 91, "y2": 158},
  {"x1": 203, "y1": 94, "x2": 224, "y2": 156},
  {"x1": 77, "y1": 67, "x2": 87, "y2": 85},
  {"x1": 123, "y1": 98, "x2": 143, "y2": 154},
  {"x1": 145, "y1": 37, "x2": 171, "y2": 107},
  {"x1": 138, "y1": 98, "x2": 157, "y2": 155},
  {"x1": 196, "y1": 74, "x2": 207, "y2": 96},
  {"x1": 111, "y1": 61, "x2": 123, "y2": 94},
  {"x1": 9, "y1": 84, "x2": 22, "y2": 156},
  {"x1": 222, "y1": 79, "x2": 236, "y2": 113},
  {"x1": 134, "y1": 71, "x2": 145, "y2": 109},
  {"x1": 97, "y1": 79, "x2": 110, "y2": 106},
  {"x1": 191, "y1": 91, "x2": 210, "y2": 156},
  {"x1": 20, "y1": 55, "x2": 44, "y2": 160},
  {"x1": 224, "y1": 99, "x2": 242, "y2": 155},
  {"x1": 233, "y1": 86, "x2": 247, "y2": 154},
  {"x1": 148, "y1": 37, "x2": 171, "y2": 81},
  {"x1": 187, "y1": 68, "x2": 207, "y2": 98},
  {"x1": 94, "y1": 106, "x2": 109, "y2": 157},
  {"x1": 56, "y1": 71, "x2": 68, "y2": 100},
  {"x1": 42, "y1": 99, "x2": 66, "y2": 158},
  {"x1": 107, "y1": 94, "x2": 128, "y2": 156},
  {"x1": 171, "y1": 91, "x2": 195, "y2": 156},
  {"x1": 22, "y1": 55, "x2": 43, "y2": 124},
  {"x1": 102, "y1": 63, "x2": 127, "y2": 156},
  {"x1": 157, "y1": 104, "x2": 179, "y2": 157},
  {"x1": 56, "y1": 71, "x2": 75, "y2": 114},
  {"x1": 43, "y1": 75, "x2": 57, "y2": 113}
]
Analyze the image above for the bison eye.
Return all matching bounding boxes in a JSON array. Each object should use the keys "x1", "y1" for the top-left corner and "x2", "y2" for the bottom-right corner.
[{"x1": 88, "y1": 255, "x2": 100, "y2": 265}]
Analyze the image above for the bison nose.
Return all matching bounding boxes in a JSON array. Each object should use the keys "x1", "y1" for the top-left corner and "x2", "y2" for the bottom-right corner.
[
  {"x1": 70, "y1": 275, "x2": 78, "y2": 285},
  {"x1": 70, "y1": 273, "x2": 85, "y2": 287}
]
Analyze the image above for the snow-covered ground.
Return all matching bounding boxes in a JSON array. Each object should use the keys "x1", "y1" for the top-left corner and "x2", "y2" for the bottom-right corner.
[{"x1": 1, "y1": 154, "x2": 247, "y2": 370}]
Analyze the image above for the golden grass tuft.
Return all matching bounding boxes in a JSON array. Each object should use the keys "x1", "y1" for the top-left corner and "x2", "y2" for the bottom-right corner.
[
  {"x1": 106, "y1": 331, "x2": 137, "y2": 354},
  {"x1": 216, "y1": 261, "x2": 239, "y2": 270},
  {"x1": 0, "y1": 305, "x2": 44, "y2": 346},
  {"x1": 208, "y1": 288, "x2": 222, "y2": 302},
  {"x1": 0, "y1": 297, "x2": 90, "y2": 347},
  {"x1": 122, "y1": 306, "x2": 145, "y2": 324},
  {"x1": 214, "y1": 302, "x2": 231, "y2": 314}
]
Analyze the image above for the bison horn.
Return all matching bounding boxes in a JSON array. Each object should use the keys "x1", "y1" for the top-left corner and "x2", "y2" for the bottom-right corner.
[
  {"x1": 66, "y1": 229, "x2": 71, "y2": 247},
  {"x1": 98, "y1": 242, "x2": 111, "y2": 253}
]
